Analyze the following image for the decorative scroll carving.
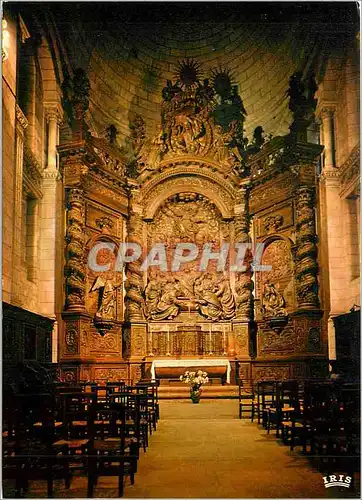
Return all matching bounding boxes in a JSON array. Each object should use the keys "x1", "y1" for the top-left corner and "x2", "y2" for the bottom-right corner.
[
  {"x1": 91, "y1": 331, "x2": 118, "y2": 352},
  {"x1": 307, "y1": 327, "x2": 321, "y2": 352},
  {"x1": 65, "y1": 327, "x2": 78, "y2": 354},
  {"x1": 95, "y1": 216, "x2": 114, "y2": 231},
  {"x1": 253, "y1": 365, "x2": 290, "y2": 381},
  {"x1": 94, "y1": 368, "x2": 127, "y2": 382},
  {"x1": 65, "y1": 188, "x2": 86, "y2": 310},
  {"x1": 295, "y1": 186, "x2": 319, "y2": 308},
  {"x1": 264, "y1": 215, "x2": 284, "y2": 234}
]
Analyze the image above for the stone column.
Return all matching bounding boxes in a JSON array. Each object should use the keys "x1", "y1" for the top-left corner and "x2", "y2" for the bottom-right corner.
[
  {"x1": 232, "y1": 186, "x2": 254, "y2": 363},
  {"x1": 11, "y1": 105, "x2": 28, "y2": 304},
  {"x1": 46, "y1": 105, "x2": 61, "y2": 169},
  {"x1": 64, "y1": 188, "x2": 87, "y2": 312},
  {"x1": 295, "y1": 186, "x2": 319, "y2": 309},
  {"x1": 40, "y1": 104, "x2": 63, "y2": 361},
  {"x1": 345, "y1": 50, "x2": 360, "y2": 152},
  {"x1": 320, "y1": 107, "x2": 336, "y2": 169}
]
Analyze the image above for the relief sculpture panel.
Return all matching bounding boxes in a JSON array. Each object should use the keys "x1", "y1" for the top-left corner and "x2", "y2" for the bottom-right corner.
[
  {"x1": 145, "y1": 193, "x2": 236, "y2": 321},
  {"x1": 257, "y1": 239, "x2": 295, "y2": 316}
]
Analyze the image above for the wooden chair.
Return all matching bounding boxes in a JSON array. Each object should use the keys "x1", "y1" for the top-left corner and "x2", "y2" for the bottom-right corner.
[
  {"x1": 255, "y1": 381, "x2": 276, "y2": 427},
  {"x1": 312, "y1": 384, "x2": 360, "y2": 472},
  {"x1": 267, "y1": 380, "x2": 299, "y2": 436},
  {"x1": 238, "y1": 379, "x2": 256, "y2": 420},
  {"x1": 3, "y1": 394, "x2": 70, "y2": 498},
  {"x1": 87, "y1": 403, "x2": 138, "y2": 497},
  {"x1": 52, "y1": 392, "x2": 96, "y2": 486}
]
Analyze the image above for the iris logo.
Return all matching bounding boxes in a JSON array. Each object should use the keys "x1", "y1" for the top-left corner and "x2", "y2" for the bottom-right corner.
[{"x1": 322, "y1": 474, "x2": 352, "y2": 488}]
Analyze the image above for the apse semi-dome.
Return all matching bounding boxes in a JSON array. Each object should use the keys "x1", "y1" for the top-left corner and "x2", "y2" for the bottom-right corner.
[{"x1": 85, "y1": 17, "x2": 321, "y2": 142}]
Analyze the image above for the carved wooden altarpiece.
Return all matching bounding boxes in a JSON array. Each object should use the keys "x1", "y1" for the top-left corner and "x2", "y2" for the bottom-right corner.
[{"x1": 58, "y1": 64, "x2": 327, "y2": 384}]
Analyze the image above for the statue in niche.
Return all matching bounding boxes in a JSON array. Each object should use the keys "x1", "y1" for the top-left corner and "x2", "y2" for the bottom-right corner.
[
  {"x1": 262, "y1": 282, "x2": 287, "y2": 317},
  {"x1": 90, "y1": 277, "x2": 122, "y2": 321}
]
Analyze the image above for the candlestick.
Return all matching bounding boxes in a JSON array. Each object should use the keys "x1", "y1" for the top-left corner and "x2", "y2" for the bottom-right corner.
[
  {"x1": 223, "y1": 324, "x2": 227, "y2": 356},
  {"x1": 166, "y1": 325, "x2": 171, "y2": 356},
  {"x1": 209, "y1": 324, "x2": 213, "y2": 355}
]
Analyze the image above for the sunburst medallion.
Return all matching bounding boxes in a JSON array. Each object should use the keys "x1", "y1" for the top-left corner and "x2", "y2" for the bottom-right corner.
[{"x1": 175, "y1": 59, "x2": 202, "y2": 88}]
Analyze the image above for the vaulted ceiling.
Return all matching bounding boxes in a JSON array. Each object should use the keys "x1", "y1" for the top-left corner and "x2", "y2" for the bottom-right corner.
[{"x1": 40, "y1": 2, "x2": 358, "y2": 144}]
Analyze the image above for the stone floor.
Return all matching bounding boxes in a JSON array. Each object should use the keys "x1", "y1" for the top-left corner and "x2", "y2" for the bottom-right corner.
[{"x1": 4, "y1": 400, "x2": 360, "y2": 498}]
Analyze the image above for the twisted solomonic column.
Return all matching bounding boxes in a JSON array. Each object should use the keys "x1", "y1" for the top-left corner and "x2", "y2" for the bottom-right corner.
[
  {"x1": 295, "y1": 186, "x2": 319, "y2": 309},
  {"x1": 65, "y1": 188, "x2": 86, "y2": 311},
  {"x1": 234, "y1": 187, "x2": 254, "y2": 321},
  {"x1": 125, "y1": 194, "x2": 145, "y2": 321}
]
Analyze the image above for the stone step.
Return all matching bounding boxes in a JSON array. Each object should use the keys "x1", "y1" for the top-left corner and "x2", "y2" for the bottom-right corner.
[{"x1": 158, "y1": 384, "x2": 239, "y2": 399}]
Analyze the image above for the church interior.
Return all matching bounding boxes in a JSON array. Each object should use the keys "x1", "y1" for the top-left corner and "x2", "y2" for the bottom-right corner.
[{"x1": 2, "y1": 2, "x2": 360, "y2": 498}]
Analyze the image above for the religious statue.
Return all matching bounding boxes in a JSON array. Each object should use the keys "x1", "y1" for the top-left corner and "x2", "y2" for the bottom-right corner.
[
  {"x1": 105, "y1": 124, "x2": 118, "y2": 144},
  {"x1": 215, "y1": 276, "x2": 236, "y2": 320},
  {"x1": 262, "y1": 282, "x2": 287, "y2": 317},
  {"x1": 90, "y1": 277, "x2": 122, "y2": 321},
  {"x1": 144, "y1": 278, "x2": 182, "y2": 321},
  {"x1": 194, "y1": 273, "x2": 236, "y2": 321},
  {"x1": 287, "y1": 71, "x2": 318, "y2": 123}
]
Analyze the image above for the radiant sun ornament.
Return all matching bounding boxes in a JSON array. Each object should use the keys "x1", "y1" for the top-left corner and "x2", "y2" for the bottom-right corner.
[
  {"x1": 210, "y1": 67, "x2": 235, "y2": 98},
  {"x1": 175, "y1": 59, "x2": 202, "y2": 88}
]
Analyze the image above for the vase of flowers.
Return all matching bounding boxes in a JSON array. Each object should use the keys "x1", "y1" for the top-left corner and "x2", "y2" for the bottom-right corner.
[{"x1": 180, "y1": 370, "x2": 209, "y2": 403}]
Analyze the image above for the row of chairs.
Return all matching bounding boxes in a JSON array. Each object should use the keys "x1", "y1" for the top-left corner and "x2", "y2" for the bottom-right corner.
[
  {"x1": 239, "y1": 379, "x2": 360, "y2": 473},
  {"x1": 3, "y1": 380, "x2": 160, "y2": 497}
]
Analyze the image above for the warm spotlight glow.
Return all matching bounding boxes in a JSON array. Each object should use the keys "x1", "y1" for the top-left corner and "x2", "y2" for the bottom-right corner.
[{"x1": 2, "y1": 19, "x2": 10, "y2": 62}]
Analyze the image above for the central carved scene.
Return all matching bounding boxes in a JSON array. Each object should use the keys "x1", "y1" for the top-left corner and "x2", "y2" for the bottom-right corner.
[{"x1": 145, "y1": 192, "x2": 235, "y2": 323}]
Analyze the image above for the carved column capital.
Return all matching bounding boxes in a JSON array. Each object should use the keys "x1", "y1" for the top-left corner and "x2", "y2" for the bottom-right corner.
[
  {"x1": 45, "y1": 103, "x2": 64, "y2": 125},
  {"x1": 319, "y1": 106, "x2": 335, "y2": 121}
]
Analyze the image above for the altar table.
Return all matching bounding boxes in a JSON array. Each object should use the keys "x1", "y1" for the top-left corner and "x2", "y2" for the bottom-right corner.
[{"x1": 150, "y1": 359, "x2": 231, "y2": 384}]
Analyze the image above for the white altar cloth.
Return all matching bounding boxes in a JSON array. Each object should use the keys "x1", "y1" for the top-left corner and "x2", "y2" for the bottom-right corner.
[{"x1": 150, "y1": 359, "x2": 231, "y2": 384}]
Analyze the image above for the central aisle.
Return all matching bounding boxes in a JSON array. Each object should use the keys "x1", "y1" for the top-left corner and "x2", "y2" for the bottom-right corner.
[{"x1": 124, "y1": 400, "x2": 328, "y2": 498}]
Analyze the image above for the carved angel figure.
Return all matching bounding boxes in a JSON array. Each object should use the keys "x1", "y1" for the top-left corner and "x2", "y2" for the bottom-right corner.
[
  {"x1": 90, "y1": 277, "x2": 122, "y2": 321},
  {"x1": 262, "y1": 282, "x2": 287, "y2": 317}
]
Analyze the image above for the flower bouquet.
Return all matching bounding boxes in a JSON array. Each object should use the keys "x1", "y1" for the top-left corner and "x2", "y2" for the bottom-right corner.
[{"x1": 180, "y1": 370, "x2": 209, "y2": 403}]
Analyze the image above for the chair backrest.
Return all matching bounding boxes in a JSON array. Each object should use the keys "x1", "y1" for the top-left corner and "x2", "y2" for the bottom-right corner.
[
  {"x1": 89, "y1": 402, "x2": 126, "y2": 441},
  {"x1": 62, "y1": 392, "x2": 97, "y2": 423}
]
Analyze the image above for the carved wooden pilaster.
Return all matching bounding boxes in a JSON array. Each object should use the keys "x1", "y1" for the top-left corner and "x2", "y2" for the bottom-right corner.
[
  {"x1": 234, "y1": 186, "x2": 254, "y2": 321},
  {"x1": 64, "y1": 188, "x2": 87, "y2": 312},
  {"x1": 295, "y1": 185, "x2": 319, "y2": 309},
  {"x1": 125, "y1": 191, "x2": 144, "y2": 321}
]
